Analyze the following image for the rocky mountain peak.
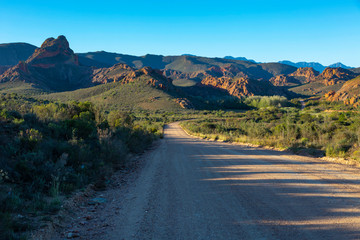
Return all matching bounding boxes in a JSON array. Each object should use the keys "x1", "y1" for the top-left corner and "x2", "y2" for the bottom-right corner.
[
  {"x1": 289, "y1": 67, "x2": 319, "y2": 83},
  {"x1": 26, "y1": 35, "x2": 78, "y2": 67},
  {"x1": 319, "y1": 67, "x2": 357, "y2": 80},
  {"x1": 40, "y1": 35, "x2": 69, "y2": 49},
  {"x1": 0, "y1": 36, "x2": 90, "y2": 90}
]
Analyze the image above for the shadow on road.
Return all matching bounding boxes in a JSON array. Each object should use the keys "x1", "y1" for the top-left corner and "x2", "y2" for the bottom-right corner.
[{"x1": 190, "y1": 143, "x2": 360, "y2": 239}]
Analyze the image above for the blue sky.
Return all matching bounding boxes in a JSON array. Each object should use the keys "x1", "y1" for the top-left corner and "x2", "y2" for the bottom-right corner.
[{"x1": 1, "y1": 0, "x2": 359, "y2": 67}]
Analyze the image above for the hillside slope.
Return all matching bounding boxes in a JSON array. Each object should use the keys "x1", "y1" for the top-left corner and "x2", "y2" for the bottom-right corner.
[
  {"x1": 0, "y1": 43, "x2": 37, "y2": 74},
  {"x1": 350, "y1": 68, "x2": 360, "y2": 74},
  {"x1": 0, "y1": 37, "x2": 236, "y2": 111},
  {"x1": 42, "y1": 80, "x2": 183, "y2": 111},
  {"x1": 79, "y1": 51, "x2": 296, "y2": 81},
  {"x1": 0, "y1": 36, "x2": 92, "y2": 91},
  {"x1": 325, "y1": 76, "x2": 360, "y2": 106},
  {"x1": 285, "y1": 67, "x2": 359, "y2": 96},
  {"x1": 0, "y1": 42, "x2": 37, "y2": 66},
  {"x1": 0, "y1": 36, "x2": 174, "y2": 94}
]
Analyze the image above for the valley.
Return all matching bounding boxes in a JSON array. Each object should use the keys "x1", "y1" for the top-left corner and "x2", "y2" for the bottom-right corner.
[
  {"x1": 1, "y1": 36, "x2": 359, "y2": 107},
  {"x1": 50, "y1": 123, "x2": 360, "y2": 240},
  {"x1": 0, "y1": 35, "x2": 359, "y2": 240}
]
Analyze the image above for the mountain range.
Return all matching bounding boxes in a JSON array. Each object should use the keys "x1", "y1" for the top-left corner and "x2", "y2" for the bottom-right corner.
[
  {"x1": 0, "y1": 36, "x2": 359, "y2": 109},
  {"x1": 224, "y1": 57, "x2": 353, "y2": 72},
  {"x1": 278, "y1": 60, "x2": 352, "y2": 72}
]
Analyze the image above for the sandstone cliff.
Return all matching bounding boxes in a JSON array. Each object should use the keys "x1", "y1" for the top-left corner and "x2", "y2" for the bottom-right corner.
[
  {"x1": 269, "y1": 74, "x2": 300, "y2": 86},
  {"x1": 201, "y1": 76, "x2": 286, "y2": 98},
  {"x1": 186, "y1": 63, "x2": 292, "y2": 97},
  {"x1": 174, "y1": 98, "x2": 194, "y2": 109},
  {"x1": 318, "y1": 67, "x2": 358, "y2": 85},
  {"x1": 324, "y1": 76, "x2": 360, "y2": 107},
  {"x1": 288, "y1": 67, "x2": 319, "y2": 83}
]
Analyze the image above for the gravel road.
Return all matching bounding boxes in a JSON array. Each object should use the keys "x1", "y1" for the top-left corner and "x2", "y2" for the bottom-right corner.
[{"x1": 54, "y1": 122, "x2": 360, "y2": 240}]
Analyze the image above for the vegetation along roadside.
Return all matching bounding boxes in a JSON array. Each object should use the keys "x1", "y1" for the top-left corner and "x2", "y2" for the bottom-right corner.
[
  {"x1": 0, "y1": 93, "x2": 166, "y2": 240},
  {"x1": 180, "y1": 97, "x2": 360, "y2": 161}
]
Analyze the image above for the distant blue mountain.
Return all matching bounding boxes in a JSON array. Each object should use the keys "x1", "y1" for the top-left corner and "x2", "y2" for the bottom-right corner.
[
  {"x1": 278, "y1": 61, "x2": 326, "y2": 72},
  {"x1": 224, "y1": 56, "x2": 257, "y2": 63},
  {"x1": 328, "y1": 62, "x2": 352, "y2": 69},
  {"x1": 279, "y1": 61, "x2": 352, "y2": 72},
  {"x1": 224, "y1": 57, "x2": 354, "y2": 72}
]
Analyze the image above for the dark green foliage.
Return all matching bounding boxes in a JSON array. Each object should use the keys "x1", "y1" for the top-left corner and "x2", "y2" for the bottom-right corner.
[
  {"x1": 0, "y1": 94, "x2": 157, "y2": 239},
  {"x1": 244, "y1": 96, "x2": 291, "y2": 109},
  {"x1": 182, "y1": 105, "x2": 360, "y2": 160}
]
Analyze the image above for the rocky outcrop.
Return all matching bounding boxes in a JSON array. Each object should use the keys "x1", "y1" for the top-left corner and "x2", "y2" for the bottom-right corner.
[
  {"x1": 0, "y1": 36, "x2": 165, "y2": 92},
  {"x1": 324, "y1": 76, "x2": 360, "y2": 107},
  {"x1": 323, "y1": 79, "x2": 337, "y2": 86},
  {"x1": 0, "y1": 61, "x2": 32, "y2": 83},
  {"x1": 26, "y1": 36, "x2": 79, "y2": 67},
  {"x1": 324, "y1": 90, "x2": 336, "y2": 99},
  {"x1": 92, "y1": 64, "x2": 137, "y2": 84},
  {"x1": 178, "y1": 62, "x2": 293, "y2": 97},
  {"x1": 175, "y1": 98, "x2": 194, "y2": 109},
  {"x1": 206, "y1": 65, "x2": 248, "y2": 78},
  {"x1": 269, "y1": 74, "x2": 300, "y2": 86},
  {"x1": 0, "y1": 36, "x2": 91, "y2": 91},
  {"x1": 0, "y1": 36, "x2": 177, "y2": 92},
  {"x1": 92, "y1": 64, "x2": 173, "y2": 90},
  {"x1": 141, "y1": 67, "x2": 173, "y2": 90},
  {"x1": 290, "y1": 67, "x2": 359, "y2": 97},
  {"x1": 162, "y1": 64, "x2": 248, "y2": 83},
  {"x1": 288, "y1": 67, "x2": 319, "y2": 83},
  {"x1": 318, "y1": 67, "x2": 358, "y2": 85},
  {"x1": 268, "y1": 67, "x2": 320, "y2": 86},
  {"x1": 201, "y1": 76, "x2": 286, "y2": 98}
]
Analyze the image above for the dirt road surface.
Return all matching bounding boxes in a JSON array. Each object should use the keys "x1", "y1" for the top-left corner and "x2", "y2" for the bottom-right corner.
[{"x1": 53, "y1": 122, "x2": 360, "y2": 240}]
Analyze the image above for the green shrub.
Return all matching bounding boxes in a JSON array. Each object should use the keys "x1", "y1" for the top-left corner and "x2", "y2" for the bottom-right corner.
[{"x1": 0, "y1": 95, "x2": 158, "y2": 237}]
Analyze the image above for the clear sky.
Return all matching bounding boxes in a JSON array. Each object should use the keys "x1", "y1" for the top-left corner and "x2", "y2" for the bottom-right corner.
[{"x1": 1, "y1": 0, "x2": 359, "y2": 67}]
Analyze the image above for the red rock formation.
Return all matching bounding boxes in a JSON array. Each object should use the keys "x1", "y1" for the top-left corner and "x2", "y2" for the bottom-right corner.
[
  {"x1": 318, "y1": 67, "x2": 358, "y2": 84},
  {"x1": 269, "y1": 74, "x2": 300, "y2": 86},
  {"x1": 0, "y1": 36, "x2": 177, "y2": 92},
  {"x1": 92, "y1": 64, "x2": 137, "y2": 84},
  {"x1": 163, "y1": 64, "x2": 248, "y2": 82},
  {"x1": 324, "y1": 91, "x2": 336, "y2": 99},
  {"x1": 323, "y1": 79, "x2": 336, "y2": 86},
  {"x1": 92, "y1": 64, "x2": 173, "y2": 90},
  {"x1": 288, "y1": 67, "x2": 319, "y2": 83},
  {"x1": 26, "y1": 35, "x2": 79, "y2": 67},
  {"x1": 175, "y1": 98, "x2": 194, "y2": 109},
  {"x1": 201, "y1": 76, "x2": 284, "y2": 98},
  {"x1": 324, "y1": 76, "x2": 360, "y2": 107},
  {"x1": 0, "y1": 36, "x2": 91, "y2": 90},
  {"x1": 205, "y1": 64, "x2": 248, "y2": 79},
  {"x1": 0, "y1": 61, "x2": 31, "y2": 83}
]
